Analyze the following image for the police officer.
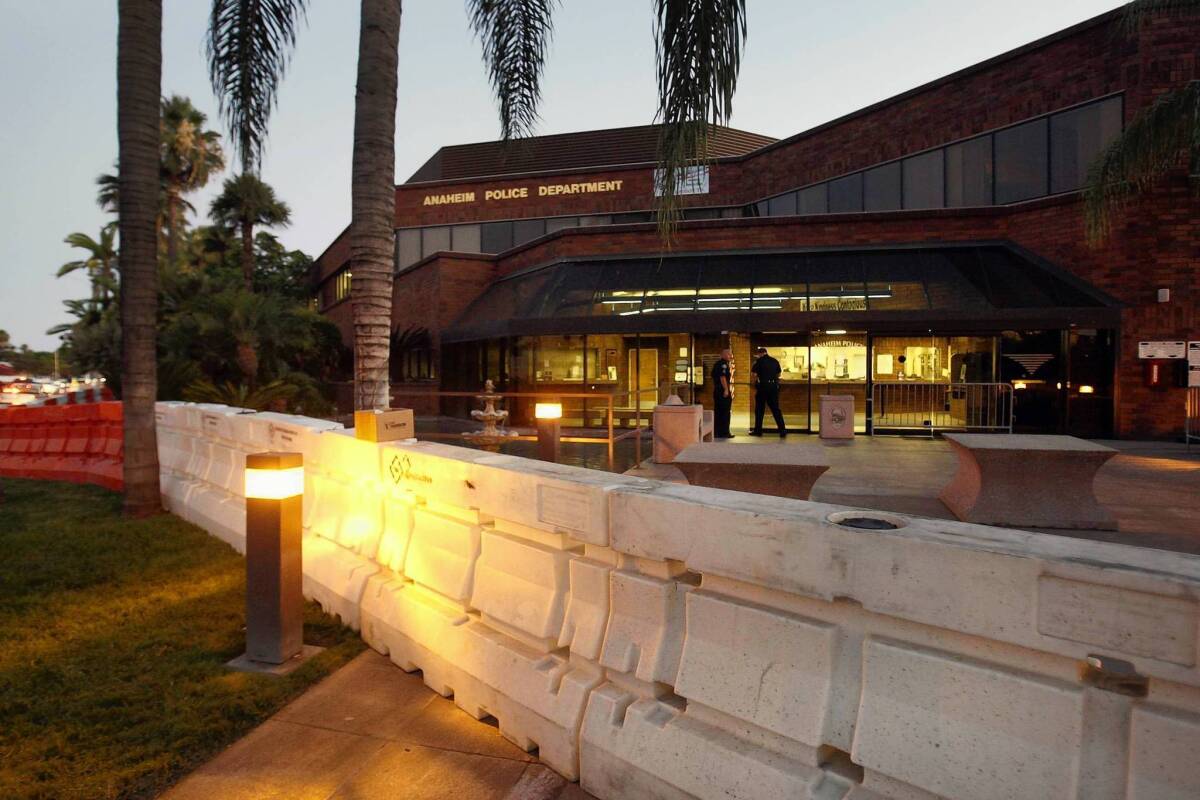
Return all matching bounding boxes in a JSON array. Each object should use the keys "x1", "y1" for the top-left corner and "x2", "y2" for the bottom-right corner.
[
  {"x1": 750, "y1": 346, "x2": 787, "y2": 438},
  {"x1": 711, "y1": 348, "x2": 734, "y2": 439}
]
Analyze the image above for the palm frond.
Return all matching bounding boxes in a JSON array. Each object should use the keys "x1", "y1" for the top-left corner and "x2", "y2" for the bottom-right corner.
[
  {"x1": 1121, "y1": 0, "x2": 1200, "y2": 34},
  {"x1": 1083, "y1": 80, "x2": 1199, "y2": 242},
  {"x1": 653, "y1": 0, "x2": 746, "y2": 243},
  {"x1": 467, "y1": 0, "x2": 557, "y2": 141},
  {"x1": 207, "y1": 0, "x2": 308, "y2": 173}
]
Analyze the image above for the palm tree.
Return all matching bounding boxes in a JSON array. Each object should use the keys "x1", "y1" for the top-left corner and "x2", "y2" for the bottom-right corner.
[
  {"x1": 209, "y1": 173, "x2": 291, "y2": 291},
  {"x1": 206, "y1": 0, "x2": 308, "y2": 174},
  {"x1": 349, "y1": 0, "x2": 402, "y2": 411},
  {"x1": 161, "y1": 96, "x2": 225, "y2": 266},
  {"x1": 1083, "y1": 0, "x2": 1199, "y2": 240},
  {"x1": 58, "y1": 224, "x2": 119, "y2": 310},
  {"x1": 117, "y1": 0, "x2": 164, "y2": 517}
]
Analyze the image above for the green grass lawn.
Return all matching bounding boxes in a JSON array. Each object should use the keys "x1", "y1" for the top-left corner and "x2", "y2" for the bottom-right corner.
[{"x1": 0, "y1": 478, "x2": 366, "y2": 800}]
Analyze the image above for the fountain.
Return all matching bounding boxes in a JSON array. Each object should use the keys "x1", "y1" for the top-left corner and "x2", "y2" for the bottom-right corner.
[{"x1": 461, "y1": 379, "x2": 518, "y2": 451}]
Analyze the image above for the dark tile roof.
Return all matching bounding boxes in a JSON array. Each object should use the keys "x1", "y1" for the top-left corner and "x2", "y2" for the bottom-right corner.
[{"x1": 405, "y1": 124, "x2": 777, "y2": 183}]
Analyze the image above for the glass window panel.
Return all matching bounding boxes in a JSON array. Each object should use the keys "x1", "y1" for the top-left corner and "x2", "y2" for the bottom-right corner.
[
  {"x1": 421, "y1": 226, "x2": 450, "y2": 257},
  {"x1": 612, "y1": 211, "x2": 653, "y2": 224},
  {"x1": 513, "y1": 218, "x2": 547, "y2": 246},
  {"x1": 545, "y1": 216, "x2": 579, "y2": 233},
  {"x1": 807, "y1": 252, "x2": 866, "y2": 311},
  {"x1": 828, "y1": 173, "x2": 864, "y2": 213},
  {"x1": 480, "y1": 221, "x2": 513, "y2": 253},
  {"x1": 683, "y1": 207, "x2": 723, "y2": 220},
  {"x1": 642, "y1": 259, "x2": 699, "y2": 315},
  {"x1": 946, "y1": 135, "x2": 993, "y2": 207},
  {"x1": 902, "y1": 150, "x2": 945, "y2": 210},
  {"x1": 579, "y1": 215, "x2": 612, "y2": 226},
  {"x1": 753, "y1": 200, "x2": 769, "y2": 217},
  {"x1": 750, "y1": 257, "x2": 807, "y2": 311},
  {"x1": 397, "y1": 228, "x2": 421, "y2": 270},
  {"x1": 861, "y1": 251, "x2": 930, "y2": 310},
  {"x1": 995, "y1": 118, "x2": 1049, "y2": 203},
  {"x1": 720, "y1": 207, "x2": 744, "y2": 219},
  {"x1": 532, "y1": 335, "x2": 586, "y2": 383},
  {"x1": 863, "y1": 162, "x2": 901, "y2": 211},
  {"x1": 767, "y1": 192, "x2": 797, "y2": 216},
  {"x1": 592, "y1": 260, "x2": 650, "y2": 316},
  {"x1": 1050, "y1": 96, "x2": 1122, "y2": 194},
  {"x1": 451, "y1": 224, "x2": 480, "y2": 253},
  {"x1": 533, "y1": 266, "x2": 601, "y2": 318},
  {"x1": 696, "y1": 258, "x2": 754, "y2": 312},
  {"x1": 797, "y1": 183, "x2": 828, "y2": 214}
]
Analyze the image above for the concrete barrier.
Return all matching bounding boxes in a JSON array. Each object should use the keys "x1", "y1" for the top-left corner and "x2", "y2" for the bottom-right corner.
[{"x1": 153, "y1": 404, "x2": 1200, "y2": 800}]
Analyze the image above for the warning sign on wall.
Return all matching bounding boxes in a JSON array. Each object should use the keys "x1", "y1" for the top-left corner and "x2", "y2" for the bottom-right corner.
[
  {"x1": 1188, "y1": 342, "x2": 1200, "y2": 387},
  {"x1": 1138, "y1": 341, "x2": 1186, "y2": 359}
]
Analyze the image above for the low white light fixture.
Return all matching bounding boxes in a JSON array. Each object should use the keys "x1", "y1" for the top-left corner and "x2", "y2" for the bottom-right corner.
[
  {"x1": 245, "y1": 463, "x2": 304, "y2": 500},
  {"x1": 1079, "y1": 385, "x2": 1095, "y2": 394},
  {"x1": 1157, "y1": 288, "x2": 1170, "y2": 303},
  {"x1": 1013, "y1": 381, "x2": 1028, "y2": 390},
  {"x1": 535, "y1": 402, "x2": 563, "y2": 420}
]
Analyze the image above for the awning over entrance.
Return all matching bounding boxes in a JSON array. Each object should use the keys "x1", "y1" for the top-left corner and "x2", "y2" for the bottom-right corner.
[{"x1": 443, "y1": 243, "x2": 1120, "y2": 342}]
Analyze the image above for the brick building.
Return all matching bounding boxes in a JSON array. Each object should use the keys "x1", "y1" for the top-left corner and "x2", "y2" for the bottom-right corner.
[{"x1": 313, "y1": 8, "x2": 1199, "y2": 439}]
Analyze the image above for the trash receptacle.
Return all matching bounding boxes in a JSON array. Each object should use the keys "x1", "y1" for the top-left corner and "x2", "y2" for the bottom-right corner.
[{"x1": 819, "y1": 395, "x2": 855, "y2": 440}]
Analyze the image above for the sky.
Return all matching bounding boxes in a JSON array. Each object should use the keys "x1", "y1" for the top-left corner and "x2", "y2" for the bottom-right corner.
[{"x1": 0, "y1": 0, "x2": 1122, "y2": 352}]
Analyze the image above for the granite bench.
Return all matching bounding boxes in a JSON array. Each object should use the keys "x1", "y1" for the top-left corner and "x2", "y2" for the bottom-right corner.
[
  {"x1": 939, "y1": 433, "x2": 1117, "y2": 529},
  {"x1": 673, "y1": 442, "x2": 830, "y2": 499}
]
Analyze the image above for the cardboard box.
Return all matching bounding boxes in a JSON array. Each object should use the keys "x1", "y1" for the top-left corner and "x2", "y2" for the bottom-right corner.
[{"x1": 354, "y1": 408, "x2": 415, "y2": 442}]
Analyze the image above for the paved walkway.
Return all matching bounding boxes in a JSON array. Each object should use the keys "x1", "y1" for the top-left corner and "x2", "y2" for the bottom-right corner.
[
  {"x1": 162, "y1": 651, "x2": 593, "y2": 800},
  {"x1": 627, "y1": 436, "x2": 1200, "y2": 554}
]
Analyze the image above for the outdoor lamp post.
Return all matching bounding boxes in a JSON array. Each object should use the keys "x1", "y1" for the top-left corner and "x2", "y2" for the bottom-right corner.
[
  {"x1": 535, "y1": 402, "x2": 562, "y2": 463},
  {"x1": 234, "y1": 451, "x2": 306, "y2": 671}
]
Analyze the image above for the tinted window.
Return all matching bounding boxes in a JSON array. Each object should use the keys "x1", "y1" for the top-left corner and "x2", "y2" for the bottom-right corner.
[
  {"x1": 995, "y1": 118, "x2": 1049, "y2": 204},
  {"x1": 828, "y1": 173, "x2": 864, "y2": 213},
  {"x1": 767, "y1": 192, "x2": 797, "y2": 216},
  {"x1": 1050, "y1": 97, "x2": 1122, "y2": 193},
  {"x1": 797, "y1": 184, "x2": 828, "y2": 214},
  {"x1": 579, "y1": 215, "x2": 611, "y2": 227},
  {"x1": 451, "y1": 224, "x2": 480, "y2": 252},
  {"x1": 513, "y1": 218, "x2": 547, "y2": 246},
  {"x1": 397, "y1": 228, "x2": 421, "y2": 270},
  {"x1": 421, "y1": 226, "x2": 450, "y2": 257},
  {"x1": 480, "y1": 221, "x2": 513, "y2": 253},
  {"x1": 902, "y1": 150, "x2": 945, "y2": 210},
  {"x1": 864, "y1": 163, "x2": 901, "y2": 211},
  {"x1": 545, "y1": 216, "x2": 579, "y2": 233},
  {"x1": 946, "y1": 135, "x2": 993, "y2": 207}
]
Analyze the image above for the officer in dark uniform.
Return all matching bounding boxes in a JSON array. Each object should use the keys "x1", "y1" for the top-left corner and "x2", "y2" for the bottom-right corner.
[
  {"x1": 750, "y1": 346, "x2": 787, "y2": 437},
  {"x1": 711, "y1": 348, "x2": 734, "y2": 438}
]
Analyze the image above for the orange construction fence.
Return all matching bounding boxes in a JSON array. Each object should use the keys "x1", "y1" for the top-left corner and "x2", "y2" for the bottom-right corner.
[{"x1": 0, "y1": 401, "x2": 123, "y2": 490}]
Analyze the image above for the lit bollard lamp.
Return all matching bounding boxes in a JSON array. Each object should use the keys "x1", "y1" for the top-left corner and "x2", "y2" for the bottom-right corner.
[
  {"x1": 535, "y1": 402, "x2": 562, "y2": 463},
  {"x1": 228, "y1": 452, "x2": 321, "y2": 675}
]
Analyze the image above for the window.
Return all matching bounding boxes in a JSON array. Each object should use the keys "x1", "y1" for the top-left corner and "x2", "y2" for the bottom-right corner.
[
  {"x1": 946, "y1": 135, "x2": 993, "y2": 207},
  {"x1": 421, "y1": 226, "x2": 450, "y2": 258},
  {"x1": 767, "y1": 192, "x2": 797, "y2": 216},
  {"x1": 902, "y1": 150, "x2": 944, "y2": 210},
  {"x1": 543, "y1": 216, "x2": 577, "y2": 233},
  {"x1": 864, "y1": 163, "x2": 901, "y2": 211},
  {"x1": 1050, "y1": 97, "x2": 1122, "y2": 194},
  {"x1": 451, "y1": 224, "x2": 481, "y2": 252},
  {"x1": 512, "y1": 218, "x2": 546, "y2": 246},
  {"x1": 480, "y1": 221, "x2": 514, "y2": 253},
  {"x1": 333, "y1": 270, "x2": 352, "y2": 304},
  {"x1": 397, "y1": 228, "x2": 421, "y2": 270},
  {"x1": 828, "y1": 173, "x2": 864, "y2": 213},
  {"x1": 995, "y1": 118, "x2": 1048, "y2": 204},
  {"x1": 579, "y1": 215, "x2": 612, "y2": 226},
  {"x1": 797, "y1": 184, "x2": 828, "y2": 214}
]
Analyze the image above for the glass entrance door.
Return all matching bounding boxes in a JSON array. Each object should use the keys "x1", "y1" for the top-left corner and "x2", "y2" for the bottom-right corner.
[
  {"x1": 810, "y1": 332, "x2": 868, "y2": 432},
  {"x1": 752, "y1": 334, "x2": 812, "y2": 433}
]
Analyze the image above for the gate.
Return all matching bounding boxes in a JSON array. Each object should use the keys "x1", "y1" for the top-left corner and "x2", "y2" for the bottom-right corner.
[{"x1": 871, "y1": 381, "x2": 1013, "y2": 435}]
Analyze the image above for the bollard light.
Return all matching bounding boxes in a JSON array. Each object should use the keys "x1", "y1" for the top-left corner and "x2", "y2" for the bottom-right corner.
[
  {"x1": 535, "y1": 402, "x2": 563, "y2": 463},
  {"x1": 234, "y1": 451, "x2": 307, "y2": 672}
]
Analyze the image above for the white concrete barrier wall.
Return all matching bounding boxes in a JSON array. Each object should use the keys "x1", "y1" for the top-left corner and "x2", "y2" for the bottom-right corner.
[{"x1": 156, "y1": 403, "x2": 1200, "y2": 800}]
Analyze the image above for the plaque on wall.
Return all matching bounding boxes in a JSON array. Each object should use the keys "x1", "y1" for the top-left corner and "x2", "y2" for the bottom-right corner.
[{"x1": 1137, "y1": 341, "x2": 1186, "y2": 359}]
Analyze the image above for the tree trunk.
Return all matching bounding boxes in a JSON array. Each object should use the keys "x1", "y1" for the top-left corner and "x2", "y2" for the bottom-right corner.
[
  {"x1": 165, "y1": 187, "x2": 180, "y2": 267},
  {"x1": 241, "y1": 220, "x2": 255, "y2": 292},
  {"x1": 350, "y1": 0, "x2": 401, "y2": 411},
  {"x1": 117, "y1": 0, "x2": 162, "y2": 517}
]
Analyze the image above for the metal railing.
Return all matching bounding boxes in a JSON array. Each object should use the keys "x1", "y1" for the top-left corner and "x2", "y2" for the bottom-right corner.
[
  {"x1": 388, "y1": 387, "x2": 658, "y2": 471},
  {"x1": 871, "y1": 381, "x2": 1013, "y2": 436},
  {"x1": 1188, "y1": 387, "x2": 1200, "y2": 451}
]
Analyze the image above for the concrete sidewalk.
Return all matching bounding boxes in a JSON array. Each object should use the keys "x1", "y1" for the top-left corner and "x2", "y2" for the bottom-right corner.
[{"x1": 162, "y1": 651, "x2": 593, "y2": 800}]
